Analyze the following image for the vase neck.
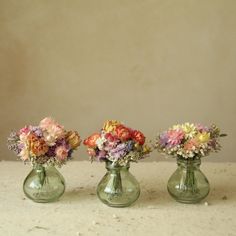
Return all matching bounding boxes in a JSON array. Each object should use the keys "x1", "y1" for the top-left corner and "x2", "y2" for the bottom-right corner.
[
  {"x1": 177, "y1": 158, "x2": 201, "y2": 169},
  {"x1": 33, "y1": 164, "x2": 46, "y2": 171},
  {"x1": 105, "y1": 161, "x2": 130, "y2": 171}
]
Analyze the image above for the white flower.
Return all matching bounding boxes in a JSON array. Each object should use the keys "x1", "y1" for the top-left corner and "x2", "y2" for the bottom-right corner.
[{"x1": 96, "y1": 137, "x2": 106, "y2": 150}]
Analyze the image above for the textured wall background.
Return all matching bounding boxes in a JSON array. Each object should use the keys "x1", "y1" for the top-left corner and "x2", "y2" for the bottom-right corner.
[{"x1": 0, "y1": 0, "x2": 235, "y2": 161}]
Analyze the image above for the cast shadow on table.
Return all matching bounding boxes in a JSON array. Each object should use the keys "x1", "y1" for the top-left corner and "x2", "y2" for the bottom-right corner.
[
  {"x1": 206, "y1": 183, "x2": 236, "y2": 204},
  {"x1": 59, "y1": 183, "x2": 236, "y2": 206},
  {"x1": 135, "y1": 182, "x2": 236, "y2": 207},
  {"x1": 60, "y1": 186, "x2": 97, "y2": 203},
  {"x1": 135, "y1": 188, "x2": 173, "y2": 208}
]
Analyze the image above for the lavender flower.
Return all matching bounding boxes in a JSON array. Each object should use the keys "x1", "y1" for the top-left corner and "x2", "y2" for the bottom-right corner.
[
  {"x1": 108, "y1": 143, "x2": 128, "y2": 160},
  {"x1": 31, "y1": 126, "x2": 43, "y2": 137},
  {"x1": 159, "y1": 131, "x2": 169, "y2": 147},
  {"x1": 7, "y1": 132, "x2": 21, "y2": 154},
  {"x1": 96, "y1": 150, "x2": 107, "y2": 161}
]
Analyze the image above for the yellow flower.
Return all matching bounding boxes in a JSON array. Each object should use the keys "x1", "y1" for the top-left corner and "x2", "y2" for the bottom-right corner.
[
  {"x1": 142, "y1": 144, "x2": 152, "y2": 154},
  {"x1": 103, "y1": 120, "x2": 121, "y2": 132},
  {"x1": 196, "y1": 132, "x2": 210, "y2": 143},
  {"x1": 66, "y1": 131, "x2": 81, "y2": 149},
  {"x1": 181, "y1": 123, "x2": 197, "y2": 138}
]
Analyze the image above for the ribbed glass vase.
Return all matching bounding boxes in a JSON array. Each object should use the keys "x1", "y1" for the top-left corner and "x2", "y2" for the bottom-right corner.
[
  {"x1": 97, "y1": 161, "x2": 140, "y2": 207},
  {"x1": 167, "y1": 158, "x2": 210, "y2": 204},
  {"x1": 23, "y1": 164, "x2": 65, "y2": 203}
]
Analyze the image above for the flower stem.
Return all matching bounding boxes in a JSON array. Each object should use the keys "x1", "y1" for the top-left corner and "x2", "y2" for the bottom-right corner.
[
  {"x1": 104, "y1": 169, "x2": 123, "y2": 196},
  {"x1": 36, "y1": 165, "x2": 46, "y2": 187}
]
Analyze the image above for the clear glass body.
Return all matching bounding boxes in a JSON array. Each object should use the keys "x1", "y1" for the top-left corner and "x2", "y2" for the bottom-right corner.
[
  {"x1": 97, "y1": 161, "x2": 140, "y2": 207},
  {"x1": 167, "y1": 158, "x2": 210, "y2": 204},
  {"x1": 23, "y1": 164, "x2": 65, "y2": 203}
]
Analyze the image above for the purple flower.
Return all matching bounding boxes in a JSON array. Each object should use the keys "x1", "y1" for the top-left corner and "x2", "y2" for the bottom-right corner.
[
  {"x1": 195, "y1": 124, "x2": 209, "y2": 133},
  {"x1": 108, "y1": 143, "x2": 128, "y2": 159},
  {"x1": 7, "y1": 132, "x2": 21, "y2": 154},
  {"x1": 46, "y1": 146, "x2": 56, "y2": 157},
  {"x1": 159, "y1": 132, "x2": 169, "y2": 147},
  {"x1": 31, "y1": 126, "x2": 43, "y2": 137},
  {"x1": 103, "y1": 139, "x2": 119, "y2": 152},
  {"x1": 96, "y1": 150, "x2": 107, "y2": 161},
  {"x1": 126, "y1": 140, "x2": 134, "y2": 152}
]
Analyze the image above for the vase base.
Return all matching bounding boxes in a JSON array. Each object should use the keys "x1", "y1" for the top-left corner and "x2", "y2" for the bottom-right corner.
[
  {"x1": 97, "y1": 191, "x2": 140, "y2": 208},
  {"x1": 99, "y1": 200, "x2": 135, "y2": 208},
  {"x1": 174, "y1": 199, "x2": 203, "y2": 204}
]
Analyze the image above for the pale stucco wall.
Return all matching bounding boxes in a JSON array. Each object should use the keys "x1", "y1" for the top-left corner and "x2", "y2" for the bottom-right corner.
[{"x1": 0, "y1": 0, "x2": 235, "y2": 161}]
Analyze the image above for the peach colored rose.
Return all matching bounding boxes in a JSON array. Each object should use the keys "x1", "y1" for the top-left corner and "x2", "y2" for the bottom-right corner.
[
  {"x1": 115, "y1": 125, "x2": 132, "y2": 141},
  {"x1": 132, "y1": 130, "x2": 145, "y2": 145},
  {"x1": 28, "y1": 134, "x2": 49, "y2": 156},
  {"x1": 55, "y1": 146, "x2": 68, "y2": 160},
  {"x1": 184, "y1": 139, "x2": 200, "y2": 151},
  {"x1": 19, "y1": 147, "x2": 30, "y2": 161},
  {"x1": 87, "y1": 148, "x2": 96, "y2": 157},
  {"x1": 66, "y1": 131, "x2": 81, "y2": 149},
  {"x1": 27, "y1": 133, "x2": 38, "y2": 144},
  {"x1": 39, "y1": 117, "x2": 58, "y2": 130},
  {"x1": 47, "y1": 124, "x2": 65, "y2": 139},
  {"x1": 83, "y1": 133, "x2": 101, "y2": 148},
  {"x1": 40, "y1": 117, "x2": 65, "y2": 145}
]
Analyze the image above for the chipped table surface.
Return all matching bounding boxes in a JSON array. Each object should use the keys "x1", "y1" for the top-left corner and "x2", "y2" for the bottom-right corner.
[{"x1": 0, "y1": 161, "x2": 235, "y2": 236}]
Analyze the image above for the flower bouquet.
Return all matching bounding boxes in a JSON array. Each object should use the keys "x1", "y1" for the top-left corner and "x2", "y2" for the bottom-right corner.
[
  {"x1": 155, "y1": 122, "x2": 226, "y2": 203},
  {"x1": 7, "y1": 117, "x2": 81, "y2": 203},
  {"x1": 84, "y1": 120, "x2": 151, "y2": 207}
]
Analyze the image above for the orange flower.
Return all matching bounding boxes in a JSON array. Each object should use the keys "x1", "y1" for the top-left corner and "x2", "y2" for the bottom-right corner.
[
  {"x1": 132, "y1": 130, "x2": 145, "y2": 145},
  {"x1": 115, "y1": 125, "x2": 132, "y2": 141},
  {"x1": 28, "y1": 133, "x2": 48, "y2": 156},
  {"x1": 83, "y1": 133, "x2": 101, "y2": 148},
  {"x1": 184, "y1": 139, "x2": 200, "y2": 151}
]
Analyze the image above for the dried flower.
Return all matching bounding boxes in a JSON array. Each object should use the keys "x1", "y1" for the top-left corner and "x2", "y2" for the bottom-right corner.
[
  {"x1": 155, "y1": 123, "x2": 225, "y2": 160},
  {"x1": 84, "y1": 120, "x2": 151, "y2": 165},
  {"x1": 7, "y1": 117, "x2": 81, "y2": 167}
]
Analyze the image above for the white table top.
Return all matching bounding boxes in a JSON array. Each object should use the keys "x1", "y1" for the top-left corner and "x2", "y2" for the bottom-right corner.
[{"x1": 0, "y1": 161, "x2": 235, "y2": 236}]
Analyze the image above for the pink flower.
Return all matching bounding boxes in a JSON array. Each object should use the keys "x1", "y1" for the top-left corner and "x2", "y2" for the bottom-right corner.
[
  {"x1": 47, "y1": 124, "x2": 65, "y2": 139},
  {"x1": 39, "y1": 117, "x2": 57, "y2": 130},
  {"x1": 167, "y1": 129, "x2": 185, "y2": 147},
  {"x1": 19, "y1": 147, "x2": 30, "y2": 161},
  {"x1": 19, "y1": 126, "x2": 31, "y2": 135},
  {"x1": 40, "y1": 117, "x2": 65, "y2": 145},
  {"x1": 195, "y1": 123, "x2": 209, "y2": 132},
  {"x1": 55, "y1": 146, "x2": 68, "y2": 160},
  {"x1": 184, "y1": 139, "x2": 200, "y2": 151}
]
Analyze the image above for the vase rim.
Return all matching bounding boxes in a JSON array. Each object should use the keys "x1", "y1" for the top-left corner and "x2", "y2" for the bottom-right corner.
[
  {"x1": 105, "y1": 160, "x2": 130, "y2": 169},
  {"x1": 177, "y1": 157, "x2": 201, "y2": 165}
]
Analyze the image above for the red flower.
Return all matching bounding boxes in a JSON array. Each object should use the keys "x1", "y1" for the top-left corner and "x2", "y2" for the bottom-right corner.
[
  {"x1": 105, "y1": 133, "x2": 118, "y2": 142},
  {"x1": 115, "y1": 125, "x2": 132, "y2": 141},
  {"x1": 83, "y1": 133, "x2": 100, "y2": 148},
  {"x1": 132, "y1": 130, "x2": 145, "y2": 145}
]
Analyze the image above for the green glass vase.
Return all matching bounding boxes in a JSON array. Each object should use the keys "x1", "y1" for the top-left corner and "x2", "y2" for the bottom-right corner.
[
  {"x1": 23, "y1": 164, "x2": 65, "y2": 203},
  {"x1": 97, "y1": 161, "x2": 140, "y2": 207},
  {"x1": 167, "y1": 158, "x2": 210, "y2": 204}
]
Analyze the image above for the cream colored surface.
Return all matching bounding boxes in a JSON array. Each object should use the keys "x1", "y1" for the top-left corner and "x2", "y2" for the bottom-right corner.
[
  {"x1": 0, "y1": 0, "x2": 235, "y2": 161},
  {"x1": 0, "y1": 161, "x2": 235, "y2": 235}
]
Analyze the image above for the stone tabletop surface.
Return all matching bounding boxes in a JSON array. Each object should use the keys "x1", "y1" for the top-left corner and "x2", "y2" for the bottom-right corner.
[{"x1": 0, "y1": 161, "x2": 235, "y2": 236}]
